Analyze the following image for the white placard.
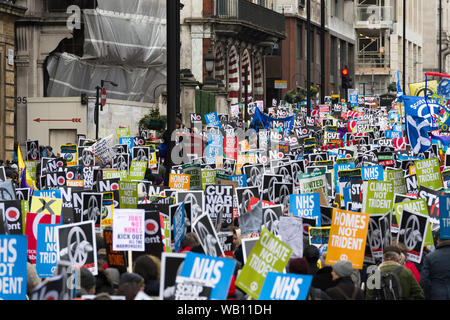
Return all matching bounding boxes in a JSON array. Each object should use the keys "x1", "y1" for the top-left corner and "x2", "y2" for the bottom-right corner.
[{"x1": 112, "y1": 209, "x2": 145, "y2": 252}]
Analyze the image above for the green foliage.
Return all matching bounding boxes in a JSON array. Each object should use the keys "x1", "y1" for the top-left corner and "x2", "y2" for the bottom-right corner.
[
  {"x1": 283, "y1": 86, "x2": 319, "y2": 103},
  {"x1": 138, "y1": 108, "x2": 167, "y2": 134}
]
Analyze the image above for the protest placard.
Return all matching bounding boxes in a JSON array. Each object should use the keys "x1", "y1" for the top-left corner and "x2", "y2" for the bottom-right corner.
[
  {"x1": 362, "y1": 180, "x2": 394, "y2": 214},
  {"x1": 192, "y1": 213, "x2": 224, "y2": 257},
  {"x1": 25, "y1": 212, "x2": 61, "y2": 264},
  {"x1": 397, "y1": 209, "x2": 429, "y2": 264},
  {"x1": 129, "y1": 161, "x2": 147, "y2": 180},
  {"x1": 169, "y1": 174, "x2": 190, "y2": 190},
  {"x1": 175, "y1": 252, "x2": 236, "y2": 300},
  {"x1": 0, "y1": 200, "x2": 24, "y2": 235},
  {"x1": 414, "y1": 158, "x2": 443, "y2": 190},
  {"x1": 236, "y1": 227, "x2": 292, "y2": 299},
  {"x1": 36, "y1": 224, "x2": 58, "y2": 278},
  {"x1": 325, "y1": 208, "x2": 369, "y2": 269},
  {"x1": 119, "y1": 181, "x2": 138, "y2": 209},
  {"x1": 289, "y1": 193, "x2": 321, "y2": 225},
  {"x1": 258, "y1": 272, "x2": 313, "y2": 300},
  {"x1": 440, "y1": 194, "x2": 450, "y2": 239},
  {"x1": 201, "y1": 169, "x2": 217, "y2": 190},
  {"x1": 55, "y1": 221, "x2": 98, "y2": 275},
  {"x1": 0, "y1": 235, "x2": 27, "y2": 300},
  {"x1": 204, "y1": 185, "x2": 234, "y2": 229},
  {"x1": 159, "y1": 252, "x2": 186, "y2": 300},
  {"x1": 112, "y1": 209, "x2": 145, "y2": 252},
  {"x1": 173, "y1": 202, "x2": 186, "y2": 253}
]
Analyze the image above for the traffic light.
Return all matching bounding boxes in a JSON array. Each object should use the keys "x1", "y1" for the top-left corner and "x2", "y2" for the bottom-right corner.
[{"x1": 341, "y1": 68, "x2": 349, "y2": 90}]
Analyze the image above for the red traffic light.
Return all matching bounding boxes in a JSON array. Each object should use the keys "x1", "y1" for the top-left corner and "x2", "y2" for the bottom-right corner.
[{"x1": 341, "y1": 68, "x2": 349, "y2": 77}]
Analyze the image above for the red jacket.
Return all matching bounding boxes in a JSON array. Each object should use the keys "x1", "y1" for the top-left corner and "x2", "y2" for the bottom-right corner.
[{"x1": 405, "y1": 261, "x2": 420, "y2": 283}]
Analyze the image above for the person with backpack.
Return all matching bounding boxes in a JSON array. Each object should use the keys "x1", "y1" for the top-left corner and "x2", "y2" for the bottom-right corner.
[
  {"x1": 325, "y1": 260, "x2": 365, "y2": 300},
  {"x1": 365, "y1": 246, "x2": 424, "y2": 300}
]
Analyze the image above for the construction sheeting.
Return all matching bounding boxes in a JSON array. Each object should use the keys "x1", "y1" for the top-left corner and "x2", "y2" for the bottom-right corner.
[
  {"x1": 46, "y1": 52, "x2": 166, "y2": 103},
  {"x1": 46, "y1": 0, "x2": 166, "y2": 103}
]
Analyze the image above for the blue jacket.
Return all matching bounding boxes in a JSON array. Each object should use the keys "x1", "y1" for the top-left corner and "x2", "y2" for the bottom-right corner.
[{"x1": 420, "y1": 241, "x2": 450, "y2": 299}]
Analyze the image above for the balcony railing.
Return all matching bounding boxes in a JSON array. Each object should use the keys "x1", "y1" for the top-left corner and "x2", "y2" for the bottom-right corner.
[
  {"x1": 215, "y1": 0, "x2": 285, "y2": 35},
  {"x1": 356, "y1": 52, "x2": 390, "y2": 69},
  {"x1": 355, "y1": 6, "x2": 393, "y2": 27}
]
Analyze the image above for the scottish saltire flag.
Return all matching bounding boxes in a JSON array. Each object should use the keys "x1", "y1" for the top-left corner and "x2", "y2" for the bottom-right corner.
[{"x1": 399, "y1": 95, "x2": 432, "y2": 154}]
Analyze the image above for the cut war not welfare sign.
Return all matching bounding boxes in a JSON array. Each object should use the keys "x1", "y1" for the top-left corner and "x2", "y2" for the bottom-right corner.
[{"x1": 325, "y1": 209, "x2": 369, "y2": 269}]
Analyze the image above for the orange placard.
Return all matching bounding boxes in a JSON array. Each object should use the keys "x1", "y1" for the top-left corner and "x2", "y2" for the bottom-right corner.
[
  {"x1": 325, "y1": 208, "x2": 369, "y2": 269},
  {"x1": 169, "y1": 173, "x2": 190, "y2": 190},
  {"x1": 67, "y1": 180, "x2": 84, "y2": 187}
]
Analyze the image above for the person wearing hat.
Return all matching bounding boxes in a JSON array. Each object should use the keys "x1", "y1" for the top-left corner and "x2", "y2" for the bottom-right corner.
[
  {"x1": 365, "y1": 245, "x2": 424, "y2": 300},
  {"x1": 325, "y1": 260, "x2": 365, "y2": 300}
]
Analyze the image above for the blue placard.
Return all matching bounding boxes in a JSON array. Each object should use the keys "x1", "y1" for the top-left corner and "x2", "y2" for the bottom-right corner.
[
  {"x1": 34, "y1": 189, "x2": 62, "y2": 199},
  {"x1": 36, "y1": 224, "x2": 58, "y2": 278},
  {"x1": 0, "y1": 235, "x2": 27, "y2": 300},
  {"x1": 173, "y1": 202, "x2": 186, "y2": 253},
  {"x1": 440, "y1": 195, "x2": 450, "y2": 239},
  {"x1": 361, "y1": 165, "x2": 384, "y2": 181},
  {"x1": 230, "y1": 175, "x2": 247, "y2": 188},
  {"x1": 289, "y1": 193, "x2": 321, "y2": 226},
  {"x1": 258, "y1": 272, "x2": 313, "y2": 300},
  {"x1": 205, "y1": 112, "x2": 222, "y2": 129},
  {"x1": 334, "y1": 163, "x2": 356, "y2": 193},
  {"x1": 178, "y1": 251, "x2": 236, "y2": 300},
  {"x1": 119, "y1": 137, "x2": 134, "y2": 154},
  {"x1": 343, "y1": 186, "x2": 352, "y2": 210}
]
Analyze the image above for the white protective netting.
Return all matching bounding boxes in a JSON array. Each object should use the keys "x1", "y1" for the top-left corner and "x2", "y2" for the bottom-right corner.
[{"x1": 46, "y1": 0, "x2": 166, "y2": 103}]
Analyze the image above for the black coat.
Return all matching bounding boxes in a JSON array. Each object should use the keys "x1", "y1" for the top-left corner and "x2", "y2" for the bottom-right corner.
[
  {"x1": 312, "y1": 266, "x2": 334, "y2": 292},
  {"x1": 325, "y1": 276, "x2": 365, "y2": 300},
  {"x1": 420, "y1": 241, "x2": 450, "y2": 299}
]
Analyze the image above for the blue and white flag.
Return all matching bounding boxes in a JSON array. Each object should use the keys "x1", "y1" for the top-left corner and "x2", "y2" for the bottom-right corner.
[{"x1": 399, "y1": 95, "x2": 432, "y2": 154}]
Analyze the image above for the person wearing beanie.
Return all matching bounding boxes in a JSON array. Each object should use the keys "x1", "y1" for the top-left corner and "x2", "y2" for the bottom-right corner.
[
  {"x1": 303, "y1": 245, "x2": 320, "y2": 275},
  {"x1": 325, "y1": 260, "x2": 365, "y2": 300}
]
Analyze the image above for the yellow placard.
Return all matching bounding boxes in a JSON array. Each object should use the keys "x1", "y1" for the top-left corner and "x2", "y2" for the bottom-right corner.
[
  {"x1": 325, "y1": 208, "x2": 369, "y2": 269},
  {"x1": 30, "y1": 196, "x2": 62, "y2": 216},
  {"x1": 409, "y1": 165, "x2": 416, "y2": 176},
  {"x1": 66, "y1": 180, "x2": 84, "y2": 187},
  {"x1": 409, "y1": 80, "x2": 438, "y2": 97},
  {"x1": 169, "y1": 173, "x2": 190, "y2": 190}
]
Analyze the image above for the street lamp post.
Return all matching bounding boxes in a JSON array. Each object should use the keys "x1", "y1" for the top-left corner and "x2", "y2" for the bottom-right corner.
[{"x1": 94, "y1": 80, "x2": 118, "y2": 140}]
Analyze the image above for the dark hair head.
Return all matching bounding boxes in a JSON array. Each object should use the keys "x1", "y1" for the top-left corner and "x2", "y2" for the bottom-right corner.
[{"x1": 133, "y1": 255, "x2": 159, "y2": 283}]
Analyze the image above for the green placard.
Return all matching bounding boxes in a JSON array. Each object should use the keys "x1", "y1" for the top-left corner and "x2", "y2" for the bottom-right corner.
[
  {"x1": 103, "y1": 170, "x2": 128, "y2": 180},
  {"x1": 119, "y1": 181, "x2": 138, "y2": 209},
  {"x1": 24, "y1": 160, "x2": 37, "y2": 182},
  {"x1": 414, "y1": 158, "x2": 443, "y2": 190},
  {"x1": 298, "y1": 169, "x2": 327, "y2": 195},
  {"x1": 362, "y1": 180, "x2": 394, "y2": 214},
  {"x1": 129, "y1": 161, "x2": 147, "y2": 180},
  {"x1": 235, "y1": 228, "x2": 292, "y2": 299},
  {"x1": 182, "y1": 163, "x2": 201, "y2": 189},
  {"x1": 393, "y1": 198, "x2": 434, "y2": 246},
  {"x1": 385, "y1": 169, "x2": 407, "y2": 194},
  {"x1": 116, "y1": 127, "x2": 131, "y2": 139},
  {"x1": 201, "y1": 169, "x2": 217, "y2": 190}
]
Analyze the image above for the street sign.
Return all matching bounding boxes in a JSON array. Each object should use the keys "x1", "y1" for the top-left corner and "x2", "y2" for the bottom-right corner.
[{"x1": 101, "y1": 88, "x2": 107, "y2": 107}]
